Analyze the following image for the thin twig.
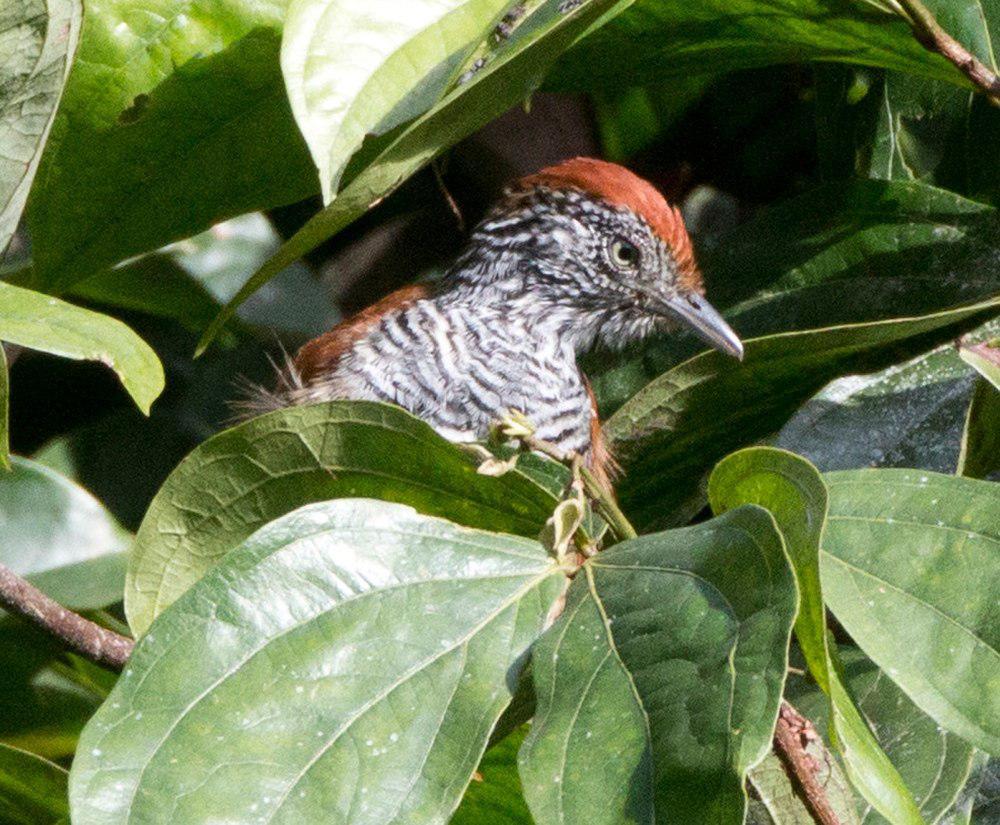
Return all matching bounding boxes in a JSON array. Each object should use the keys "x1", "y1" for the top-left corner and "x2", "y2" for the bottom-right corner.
[
  {"x1": 521, "y1": 434, "x2": 637, "y2": 543},
  {"x1": 773, "y1": 701, "x2": 844, "y2": 825},
  {"x1": 0, "y1": 563, "x2": 134, "y2": 672},
  {"x1": 891, "y1": 0, "x2": 1000, "y2": 104},
  {"x1": 431, "y1": 159, "x2": 466, "y2": 234}
]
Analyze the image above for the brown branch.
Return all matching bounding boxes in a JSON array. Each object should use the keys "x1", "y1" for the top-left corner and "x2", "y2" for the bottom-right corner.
[
  {"x1": 0, "y1": 563, "x2": 134, "y2": 672},
  {"x1": 893, "y1": 0, "x2": 1000, "y2": 104},
  {"x1": 773, "y1": 701, "x2": 843, "y2": 825}
]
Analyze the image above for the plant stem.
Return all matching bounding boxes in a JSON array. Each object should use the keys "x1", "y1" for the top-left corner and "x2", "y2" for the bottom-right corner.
[
  {"x1": 578, "y1": 465, "x2": 637, "y2": 541},
  {"x1": 891, "y1": 0, "x2": 1000, "y2": 104},
  {"x1": 773, "y1": 701, "x2": 844, "y2": 825},
  {"x1": 0, "y1": 563, "x2": 134, "y2": 672},
  {"x1": 521, "y1": 434, "x2": 637, "y2": 543}
]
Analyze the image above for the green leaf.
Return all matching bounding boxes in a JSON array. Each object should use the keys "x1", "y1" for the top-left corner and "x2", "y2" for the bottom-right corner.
[
  {"x1": 822, "y1": 470, "x2": 1000, "y2": 755},
  {"x1": 958, "y1": 379, "x2": 1000, "y2": 479},
  {"x1": 519, "y1": 505, "x2": 797, "y2": 824},
  {"x1": 0, "y1": 282, "x2": 164, "y2": 414},
  {"x1": 0, "y1": 0, "x2": 81, "y2": 254},
  {"x1": 282, "y1": 0, "x2": 509, "y2": 202},
  {"x1": 197, "y1": 0, "x2": 632, "y2": 353},
  {"x1": 71, "y1": 499, "x2": 567, "y2": 825},
  {"x1": 549, "y1": 0, "x2": 971, "y2": 93},
  {"x1": 749, "y1": 749, "x2": 861, "y2": 825},
  {"x1": 0, "y1": 455, "x2": 129, "y2": 609},
  {"x1": 788, "y1": 648, "x2": 978, "y2": 825},
  {"x1": 959, "y1": 338, "x2": 1000, "y2": 390},
  {"x1": 775, "y1": 336, "x2": 987, "y2": 475},
  {"x1": 452, "y1": 728, "x2": 533, "y2": 825},
  {"x1": 26, "y1": 9, "x2": 316, "y2": 293},
  {"x1": 607, "y1": 297, "x2": 999, "y2": 530},
  {"x1": 709, "y1": 447, "x2": 922, "y2": 824},
  {"x1": 125, "y1": 400, "x2": 561, "y2": 636},
  {"x1": 0, "y1": 743, "x2": 68, "y2": 824}
]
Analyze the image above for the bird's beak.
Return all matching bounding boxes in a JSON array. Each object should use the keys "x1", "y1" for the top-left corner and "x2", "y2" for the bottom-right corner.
[{"x1": 646, "y1": 290, "x2": 744, "y2": 360}]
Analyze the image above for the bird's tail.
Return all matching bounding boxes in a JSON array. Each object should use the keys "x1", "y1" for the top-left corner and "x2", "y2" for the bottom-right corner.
[{"x1": 226, "y1": 348, "x2": 306, "y2": 424}]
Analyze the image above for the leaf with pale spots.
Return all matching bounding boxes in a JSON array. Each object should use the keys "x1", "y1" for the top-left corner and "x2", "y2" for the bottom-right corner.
[
  {"x1": 125, "y1": 400, "x2": 564, "y2": 637},
  {"x1": 518, "y1": 505, "x2": 797, "y2": 824},
  {"x1": 821, "y1": 469, "x2": 1000, "y2": 755},
  {"x1": 71, "y1": 499, "x2": 567, "y2": 825}
]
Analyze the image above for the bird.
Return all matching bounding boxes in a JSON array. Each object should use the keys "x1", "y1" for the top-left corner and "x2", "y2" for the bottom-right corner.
[{"x1": 246, "y1": 157, "x2": 743, "y2": 486}]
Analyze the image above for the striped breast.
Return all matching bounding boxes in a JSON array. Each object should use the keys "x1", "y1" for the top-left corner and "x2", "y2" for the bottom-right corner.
[{"x1": 291, "y1": 287, "x2": 607, "y2": 473}]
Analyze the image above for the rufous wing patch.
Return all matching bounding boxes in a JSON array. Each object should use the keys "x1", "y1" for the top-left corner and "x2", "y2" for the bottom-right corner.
[
  {"x1": 294, "y1": 283, "x2": 432, "y2": 381},
  {"x1": 516, "y1": 156, "x2": 702, "y2": 293},
  {"x1": 583, "y1": 376, "x2": 620, "y2": 491}
]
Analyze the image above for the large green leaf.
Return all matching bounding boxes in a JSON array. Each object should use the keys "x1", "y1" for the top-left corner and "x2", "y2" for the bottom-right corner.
[
  {"x1": 789, "y1": 648, "x2": 978, "y2": 825},
  {"x1": 709, "y1": 448, "x2": 922, "y2": 824},
  {"x1": 607, "y1": 297, "x2": 999, "y2": 530},
  {"x1": 0, "y1": 456, "x2": 129, "y2": 610},
  {"x1": 0, "y1": 0, "x2": 80, "y2": 254},
  {"x1": 71, "y1": 499, "x2": 567, "y2": 825},
  {"x1": 282, "y1": 0, "x2": 509, "y2": 201},
  {"x1": 549, "y1": 0, "x2": 971, "y2": 92},
  {"x1": 0, "y1": 282, "x2": 164, "y2": 414},
  {"x1": 197, "y1": 0, "x2": 632, "y2": 353},
  {"x1": 125, "y1": 400, "x2": 561, "y2": 636},
  {"x1": 822, "y1": 470, "x2": 1000, "y2": 755},
  {"x1": 518, "y1": 505, "x2": 797, "y2": 824},
  {"x1": 775, "y1": 325, "x2": 999, "y2": 475},
  {"x1": 26, "y1": 0, "x2": 316, "y2": 293},
  {"x1": 0, "y1": 743, "x2": 68, "y2": 824}
]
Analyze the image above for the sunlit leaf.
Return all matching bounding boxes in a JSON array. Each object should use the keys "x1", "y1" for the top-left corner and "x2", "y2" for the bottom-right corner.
[
  {"x1": 125, "y1": 400, "x2": 561, "y2": 636},
  {"x1": 0, "y1": 0, "x2": 81, "y2": 253},
  {"x1": 822, "y1": 470, "x2": 1000, "y2": 755},
  {"x1": 0, "y1": 282, "x2": 164, "y2": 414},
  {"x1": 709, "y1": 448, "x2": 922, "y2": 823},
  {"x1": 197, "y1": 0, "x2": 632, "y2": 353},
  {"x1": 72, "y1": 499, "x2": 567, "y2": 825},
  {"x1": 519, "y1": 506, "x2": 797, "y2": 824},
  {"x1": 282, "y1": 0, "x2": 509, "y2": 201}
]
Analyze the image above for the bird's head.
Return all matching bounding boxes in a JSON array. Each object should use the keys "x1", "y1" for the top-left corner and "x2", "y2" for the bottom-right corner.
[{"x1": 448, "y1": 157, "x2": 742, "y2": 359}]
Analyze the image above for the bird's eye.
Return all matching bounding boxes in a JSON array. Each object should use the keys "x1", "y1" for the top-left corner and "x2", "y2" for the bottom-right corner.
[{"x1": 610, "y1": 239, "x2": 640, "y2": 270}]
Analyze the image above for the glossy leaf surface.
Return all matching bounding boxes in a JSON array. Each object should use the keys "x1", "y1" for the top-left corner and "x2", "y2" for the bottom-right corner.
[
  {"x1": 0, "y1": 283, "x2": 164, "y2": 414},
  {"x1": 126, "y1": 400, "x2": 559, "y2": 636},
  {"x1": 282, "y1": 0, "x2": 508, "y2": 201},
  {"x1": 709, "y1": 448, "x2": 921, "y2": 823},
  {"x1": 73, "y1": 499, "x2": 567, "y2": 825},
  {"x1": 0, "y1": 0, "x2": 80, "y2": 253},
  {"x1": 519, "y1": 506, "x2": 797, "y2": 824},
  {"x1": 822, "y1": 470, "x2": 1000, "y2": 755}
]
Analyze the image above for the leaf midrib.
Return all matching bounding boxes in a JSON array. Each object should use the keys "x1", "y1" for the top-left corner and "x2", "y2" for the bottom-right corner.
[{"x1": 119, "y1": 560, "x2": 559, "y2": 821}]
